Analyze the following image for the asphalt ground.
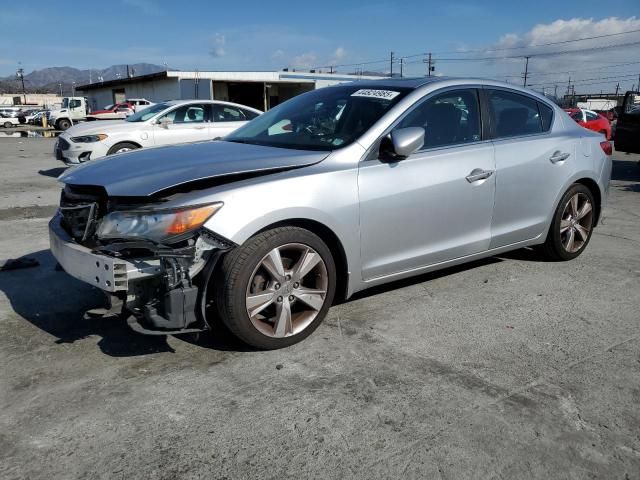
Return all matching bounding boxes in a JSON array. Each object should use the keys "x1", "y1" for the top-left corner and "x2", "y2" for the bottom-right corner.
[{"x1": 0, "y1": 137, "x2": 639, "y2": 479}]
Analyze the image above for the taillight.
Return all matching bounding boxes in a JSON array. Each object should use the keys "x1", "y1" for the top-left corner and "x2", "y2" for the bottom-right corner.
[{"x1": 600, "y1": 141, "x2": 612, "y2": 156}]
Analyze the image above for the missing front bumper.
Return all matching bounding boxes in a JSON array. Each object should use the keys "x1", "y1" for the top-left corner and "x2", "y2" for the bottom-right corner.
[{"x1": 49, "y1": 214, "x2": 161, "y2": 292}]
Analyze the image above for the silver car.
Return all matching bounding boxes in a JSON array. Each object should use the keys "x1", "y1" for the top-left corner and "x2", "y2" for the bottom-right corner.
[{"x1": 49, "y1": 77, "x2": 612, "y2": 349}]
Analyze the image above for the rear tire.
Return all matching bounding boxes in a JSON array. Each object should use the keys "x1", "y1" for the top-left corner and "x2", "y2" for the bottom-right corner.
[
  {"x1": 539, "y1": 184, "x2": 595, "y2": 261},
  {"x1": 3, "y1": 122, "x2": 12, "y2": 128},
  {"x1": 213, "y1": 227, "x2": 336, "y2": 349},
  {"x1": 106, "y1": 142, "x2": 139, "y2": 155}
]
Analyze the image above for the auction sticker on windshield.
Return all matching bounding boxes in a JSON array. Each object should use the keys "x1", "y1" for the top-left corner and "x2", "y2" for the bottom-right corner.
[{"x1": 351, "y1": 89, "x2": 401, "y2": 100}]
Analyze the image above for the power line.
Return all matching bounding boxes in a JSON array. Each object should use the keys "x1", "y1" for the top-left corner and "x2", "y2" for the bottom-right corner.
[
  {"x1": 430, "y1": 28, "x2": 640, "y2": 55},
  {"x1": 529, "y1": 73, "x2": 639, "y2": 88}
]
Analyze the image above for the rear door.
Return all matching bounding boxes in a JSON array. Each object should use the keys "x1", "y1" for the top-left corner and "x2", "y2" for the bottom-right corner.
[
  {"x1": 152, "y1": 103, "x2": 213, "y2": 146},
  {"x1": 487, "y1": 88, "x2": 576, "y2": 248},
  {"x1": 614, "y1": 91, "x2": 640, "y2": 154},
  {"x1": 210, "y1": 104, "x2": 254, "y2": 138}
]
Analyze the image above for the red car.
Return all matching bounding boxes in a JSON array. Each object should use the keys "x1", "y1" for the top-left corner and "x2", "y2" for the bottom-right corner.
[
  {"x1": 565, "y1": 108, "x2": 611, "y2": 140},
  {"x1": 86, "y1": 102, "x2": 135, "y2": 121}
]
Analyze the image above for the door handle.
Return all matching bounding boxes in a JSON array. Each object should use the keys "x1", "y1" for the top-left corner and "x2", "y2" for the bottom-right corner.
[
  {"x1": 549, "y1": 151, "x2": 570, "y2": 163},
  {"x1": 466, "y1": 168, "x2": 494, "y2": 183},
  {"x1": 194, "y1": 126, "x2": 206, "y2": 130}
]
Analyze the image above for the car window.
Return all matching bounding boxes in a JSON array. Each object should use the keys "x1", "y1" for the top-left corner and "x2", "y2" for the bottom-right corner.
[
  {"x1": 162, "y1": 104, "x2": 207, "y2": 123},
  {"x1": 488, "y1": 89, "x2": 542, "y2": 138},
  {"x1": 570, "y1": 110, "x2": 583, "y2": 122},
  {"x1": 395, "y1": 88, "x2": 481, "y2": 148},
  {"x1": 538, "y1": 102, "x2": 554, "y2": 132},
  {"x1": 585, "y1": 111, "x2": 600, "y2": 121},
  {"x1": 213, "y1": 105, "x2": 246, "y2": 122},
  {"x1": 240, "y1": 108, "x2": 259, "y2": 120},
  {"x1": 69, "y1": 99, "x2": 82, "y2": 109}
]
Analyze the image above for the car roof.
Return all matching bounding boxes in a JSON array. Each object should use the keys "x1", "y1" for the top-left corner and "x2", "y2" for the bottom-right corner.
[
  {"x1": 163, "y1": 99, "x2": 262, "y2": 112},
  {"x1": 334, "y1": 76, "x2": 558, "y2": 104}
]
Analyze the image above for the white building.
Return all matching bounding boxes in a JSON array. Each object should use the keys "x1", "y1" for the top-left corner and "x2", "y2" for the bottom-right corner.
[{"x1": 77, "y1": 70, "x2": 385, "y2": 112}]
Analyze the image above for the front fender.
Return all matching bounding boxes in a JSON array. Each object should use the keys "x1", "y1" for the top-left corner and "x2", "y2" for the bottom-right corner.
[{"x1": 201, "y1": 165, "x2": 361, "y2": 283}]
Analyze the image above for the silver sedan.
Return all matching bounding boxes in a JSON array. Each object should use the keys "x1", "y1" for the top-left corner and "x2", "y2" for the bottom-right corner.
[{"x1": 51, "y1": 77, "x2": 612, "y2": 349}]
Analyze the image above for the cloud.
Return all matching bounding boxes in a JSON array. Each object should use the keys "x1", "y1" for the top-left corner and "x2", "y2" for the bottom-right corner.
[
  {"x1": 210, "y1": 33, "x2": 226, "y2": 58},
  {"x1": 329, "y1": 47, "x2": 347, "y2": 65},
  {"x1": 478, "y1": 17, "x2": 640, "y2": 92},
  {"x1": 292, "y1": 52, "x2": 318, "y2": 69}
]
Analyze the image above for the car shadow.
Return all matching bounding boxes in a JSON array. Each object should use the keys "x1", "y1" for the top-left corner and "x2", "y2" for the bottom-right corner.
[
  {"x1": 611, "y1": 158, "x2": 640, "y2": 183},
  {"x1": 0, "y1": 249, "x2": 176, "y2": 357},
  {"x1": 38, "y1": 167, "x2": 67, "y2": 178}
]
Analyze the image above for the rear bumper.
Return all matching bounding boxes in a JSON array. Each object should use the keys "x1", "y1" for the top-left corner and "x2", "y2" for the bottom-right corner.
[{"x1": 49, "y1": 213, "x2": 161, "y2": 292}]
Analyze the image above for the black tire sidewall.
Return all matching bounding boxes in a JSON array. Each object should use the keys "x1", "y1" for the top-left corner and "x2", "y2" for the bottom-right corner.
[
  {"x1": 58, "y1": 119, "x2": 71, "y2": 130},
  {"x1": 217, "y1": 227, "x2": 337, "y2": 349},
  {"x1": 547, "y1": 184, "x2": 595, "y2": 261},
  {"x1": 107, "y1": 142, "x2": 138, "y2": 155}
]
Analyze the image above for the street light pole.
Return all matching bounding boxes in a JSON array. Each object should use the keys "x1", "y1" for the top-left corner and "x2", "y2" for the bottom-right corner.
[{"x1": 16, "y1": 67, "x2": 26, "y2": 105}]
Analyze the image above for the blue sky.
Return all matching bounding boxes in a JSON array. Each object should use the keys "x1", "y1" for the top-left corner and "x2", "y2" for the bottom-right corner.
[{"x1": 1, "y1": 0, "x2": 639, "y2": 93}]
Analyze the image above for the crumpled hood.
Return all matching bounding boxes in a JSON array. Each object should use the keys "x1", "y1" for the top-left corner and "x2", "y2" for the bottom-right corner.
[{"x1": 59, "y1": 140, "x2": 329, "y2": 197}]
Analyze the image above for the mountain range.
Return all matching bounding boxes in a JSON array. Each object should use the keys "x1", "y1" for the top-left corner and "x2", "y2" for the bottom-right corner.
[{"x1": 0, "y1": 63, "x2": 167, "y2": 94}]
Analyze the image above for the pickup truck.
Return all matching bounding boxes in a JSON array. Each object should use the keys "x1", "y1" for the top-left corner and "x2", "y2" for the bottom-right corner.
[{"x1": 614, "y1": 91, "x2": 640, "y2": 155}]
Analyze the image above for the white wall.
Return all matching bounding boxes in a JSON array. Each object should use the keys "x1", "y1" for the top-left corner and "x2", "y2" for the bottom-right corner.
[{"x1": 83, "y1": 78, "x2": 181, "y2": 110}]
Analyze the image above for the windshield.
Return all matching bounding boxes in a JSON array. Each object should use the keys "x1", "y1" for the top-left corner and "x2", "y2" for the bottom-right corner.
[
  {"x1": 226, "y1": 85, "x2": 411, "y2": 151},
  {"x1": 126, "y1": 102, "x2": 171, "y2": 122}
]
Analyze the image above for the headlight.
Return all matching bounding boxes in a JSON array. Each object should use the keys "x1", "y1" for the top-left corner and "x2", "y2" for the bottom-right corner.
[
  {"x1": 96, "y1": 203, "x2": 223, "y2": 242},
  {"x1": 71, "y1": 134, "x2": 108, "y2": 143}
]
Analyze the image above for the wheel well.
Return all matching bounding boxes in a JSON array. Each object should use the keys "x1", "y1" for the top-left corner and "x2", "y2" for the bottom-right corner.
[
  {"x1": 107, "y1": 141, "x2": 142, "y2": 154},
  {"x1": 257, "y1": 219, "x2": 350, "y2": 302},
  {"x1": 575, "y1": 178, "x2": 602, "y2": 226}
]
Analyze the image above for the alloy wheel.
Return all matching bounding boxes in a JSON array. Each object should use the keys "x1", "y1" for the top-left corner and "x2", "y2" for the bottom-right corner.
[
  {"x1": 560, "y1": 192, "x2": 593, "y2": 253},
  {"x1": 245, "y1": 243, "x2": 328, "y2": 338}
]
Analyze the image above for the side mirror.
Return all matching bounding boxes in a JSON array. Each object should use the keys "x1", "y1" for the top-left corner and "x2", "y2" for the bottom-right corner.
[
  {"x1": 158, "y1": 117, "x2": 172, "y2": 129},
  {"x1": 380, "y1": 127, "x2": 425, "y2": 161}
]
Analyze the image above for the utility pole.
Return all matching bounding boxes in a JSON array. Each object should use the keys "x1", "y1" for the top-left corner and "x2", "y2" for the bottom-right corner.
[
  {"x1": 615, "y1": 83, "x2": 620, "y2": 96},
  {"x1": 390, "y1": 52, "x2": 394, "y2": 77},
  {"x1": 399, "y1": 57, "x2": 404, "y2": 78},
  {"x1": 329, "y1": 66, "x2": 334, "y2": 74},
  {"x1": 566, "y1": 76, "x2": 572, "y2": 96},
  {"x1": 58, "y1": 82, "x2": 63, "y2": 97},
  {"x1": 554, "y1": 85, "x2": 558, "y2": 98},
  {"x1": 522, "y1": 56, "x2": 530, "y2": 87},
  {"x1": 16, "y1": 66, "x2": 26, "y2": 105},
  {"x1": 423, "y1": 52, "x2": 434, "y2": 76}
]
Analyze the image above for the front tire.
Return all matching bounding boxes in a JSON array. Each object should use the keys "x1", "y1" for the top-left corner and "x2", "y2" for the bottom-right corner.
[
  {"x1": 214, "y1": 227, "x2": 336, "y2": 349},
  {"x1": 540, "y1": 184, "x2": 595, "y2": 261},
  {"x1": 106, "y1": 142, "x2": 139, "y2": 155}
]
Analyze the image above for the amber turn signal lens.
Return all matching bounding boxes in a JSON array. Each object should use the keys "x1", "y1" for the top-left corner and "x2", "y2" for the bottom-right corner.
[{"x1": 165, "y1": 204, "x2": 222, "y2": 235}]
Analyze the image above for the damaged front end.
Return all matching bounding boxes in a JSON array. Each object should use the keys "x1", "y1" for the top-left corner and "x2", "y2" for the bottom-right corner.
[{"x1": 49, "y1": 184, "x2": 235, "y2": 334}]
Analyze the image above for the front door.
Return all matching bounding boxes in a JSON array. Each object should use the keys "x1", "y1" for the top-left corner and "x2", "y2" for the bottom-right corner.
[
  {"x1": 358, "y1": 88, "x2": 496, "y2": 280},
  {"x1": 152, "y1": 103, "x2": 213, "y2": 146},
  {"x1": 614, "y1": 91, "x2": 640, "y2": 154}
]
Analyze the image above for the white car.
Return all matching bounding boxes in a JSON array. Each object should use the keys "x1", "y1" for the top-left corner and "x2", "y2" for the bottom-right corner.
[
  {"x1": 1, "y1": 115, "x2": 20, "y2": 128},
  {"x1": 54, "y1": 100, "x2": 262, "y2": 164},
  {"x1": 126, "y1": 98, "x2": 155, "y2": 112}
]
